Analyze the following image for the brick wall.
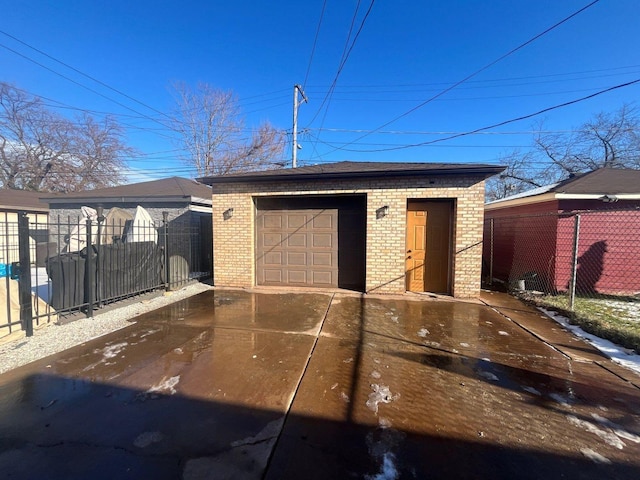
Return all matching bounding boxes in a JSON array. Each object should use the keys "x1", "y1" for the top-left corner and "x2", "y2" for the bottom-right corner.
[{"x1": 211, "y1": 175, "x2": 487, "y2": 298}]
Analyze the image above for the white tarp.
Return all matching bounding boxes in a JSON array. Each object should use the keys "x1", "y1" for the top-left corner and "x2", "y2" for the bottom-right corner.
[
  {"x1": 124, "y1": 206, "x2": 157, "y2": 244},
  {"x1": 66, "y1": 206, "x2": 98, "y2": 253}
]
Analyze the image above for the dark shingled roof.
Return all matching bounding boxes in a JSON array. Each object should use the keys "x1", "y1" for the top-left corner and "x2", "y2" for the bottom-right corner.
[
  {"x1": 550, "y1": 168, "x2": 640, "y2": 195},
  {"x1": 0, "y1": 189, "x2": 50, "y2": 212},
  {"x1": 42, "y1": 177, "x2": 212, "y2": 204},
  {"x1": 198, "y1": 161, "x2": 505, "y2": 184}
]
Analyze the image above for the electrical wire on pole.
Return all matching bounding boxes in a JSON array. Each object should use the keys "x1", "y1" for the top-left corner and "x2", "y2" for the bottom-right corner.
[{"x1": 292, "y1": 84, "x2": 308, "y2": 168}]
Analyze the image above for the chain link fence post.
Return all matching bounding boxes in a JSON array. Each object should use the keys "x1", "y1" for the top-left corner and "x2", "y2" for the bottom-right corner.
[{"x1": 568, "y1": 214, "x2": 581, "y2": 311}]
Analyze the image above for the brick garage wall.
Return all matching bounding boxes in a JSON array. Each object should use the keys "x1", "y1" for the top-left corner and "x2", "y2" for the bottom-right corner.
[{"x1": 212, "y1": 175, "x2": 486, "y2": 298}]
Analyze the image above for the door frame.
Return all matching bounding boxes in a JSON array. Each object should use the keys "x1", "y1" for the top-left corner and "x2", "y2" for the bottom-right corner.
[{"x1": 405, "y1": 199, "x2": 454, "y2": 294}]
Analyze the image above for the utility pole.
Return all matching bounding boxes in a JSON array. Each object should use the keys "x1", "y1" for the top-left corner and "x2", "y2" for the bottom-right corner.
[{"x1": 292, "y1": 84, "x2": 308, "y2": 168}]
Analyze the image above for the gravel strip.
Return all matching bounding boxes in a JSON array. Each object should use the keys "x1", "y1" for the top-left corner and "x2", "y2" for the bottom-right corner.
[{"x1": 0, "y1": 282, "x2": 213, "y2": 375}]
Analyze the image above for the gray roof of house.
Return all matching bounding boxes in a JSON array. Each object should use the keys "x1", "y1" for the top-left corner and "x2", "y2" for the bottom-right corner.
[
  {"x1": 42, "y1": 177, "x2": 212, "y2": 205},
  {"x1": 488, "y1": 168, "x2": 640, "y2": 205},
  {"x1": 0, "y1": 189, "x2": 50, "y2": 212},
  {"x1": 550, "y1": 168, "x2": 640, "y2": 195},
  {"x1": 198, "y1": 161, "x2": 505, "y2": 185}
]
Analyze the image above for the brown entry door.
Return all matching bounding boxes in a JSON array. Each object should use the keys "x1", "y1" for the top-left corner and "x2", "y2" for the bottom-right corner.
[{"x1": 405, "y1": 201, "x2": 452, "y2": 293}]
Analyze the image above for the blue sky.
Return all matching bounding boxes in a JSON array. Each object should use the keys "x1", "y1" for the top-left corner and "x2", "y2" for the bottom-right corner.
[{"x1": 1, "y1": 0, "x2": 639, "y2": 182}]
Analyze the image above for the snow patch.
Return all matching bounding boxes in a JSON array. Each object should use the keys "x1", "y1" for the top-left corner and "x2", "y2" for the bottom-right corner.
[
  {"x1": 366, "y1": 384, "x2": 400, "y2": 414},
  {"x1": 366, "y1": 452, "x2": 399, "y2": 480},
  {"x1": 498, "y1": 331, "x2": 509, "y2": 336},
  {"x1": 83, "y1": 342, "x2": 128, "y2": 371},
  {"x1": 580, "y1": 448, "x2": 612, "y2": 464},
  {"x1": 134, "y1": 431, "x2": 165, "y2": 448},
  {"x1": 370, "y1": 371, "x2": 381, "y2": 379},
  {"x1": 478, "y1": 371, "x2": 499, "y2": 382},
  {"x1": 591, "y1": 413, "x2": 640, "y2": 443},
  {"x1": 146, "y1": 375, "x2": 181, "y2": 396},
  {"x1": 567, "y1": 415, "x2": 625, "y2": 449},
  {"x1": 417, "y1": 328, "x2": 430, "y2": 337},
  {"x1": 460, "y1": 342, "x2": 470, "y2": 348},
  {"x1": 540, "y1": 307, "x2": 640, "y2": 376},
  {"x1": 340, "y1": 392, "x2": 350, "y2": 403},
  {"x1": 522, "y1": 386, "x2": 542, "y2": 396},
  {"x1": 550, "y1": 393, "x2": 570, "y2": 405}
]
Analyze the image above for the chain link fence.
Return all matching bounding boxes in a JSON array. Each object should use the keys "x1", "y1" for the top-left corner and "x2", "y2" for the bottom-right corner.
[
  {"x1": 484, "y1": 207, "x2": 640, "y2": 301},
  {"x1": 484, "y1": 205, "x2": 640, "y2": 353}
]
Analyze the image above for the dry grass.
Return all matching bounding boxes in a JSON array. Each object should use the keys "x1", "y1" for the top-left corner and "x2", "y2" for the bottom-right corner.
[{"x1": 526, "y1": 293, "x2": 640, "y2": 354}]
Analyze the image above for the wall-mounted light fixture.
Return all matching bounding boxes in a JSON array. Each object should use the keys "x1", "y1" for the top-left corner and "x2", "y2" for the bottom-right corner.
[
  {"x1": 223, "y1": 207, "x2": 234, "y2": 220},
  {"x1": 376, "y1": 205, "x2": 389, "y2": 219}
]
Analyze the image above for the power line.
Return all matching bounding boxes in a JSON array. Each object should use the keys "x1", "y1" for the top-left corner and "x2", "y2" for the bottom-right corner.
[
  {"x1": 304, "y1": 64, "x2": 640, "y2": 91},
  {"x1": 306, "y1": 0, "x2": 376, "y2": 126},
  {"x1": 320, "y1": 0, "x2": 602, "y2": 155},
  {"x1": 317, "y1": 78, "x2": 640, "y2": 153},
  {"x1": 303, "y1": 0, "x2": 328, "y2": 90},
  {"x1": 0, "y1": 41, "x2": 173, "y2": 130},
  {"x1": 0, "y1": 30, "x2": 174, "y2": 122}
]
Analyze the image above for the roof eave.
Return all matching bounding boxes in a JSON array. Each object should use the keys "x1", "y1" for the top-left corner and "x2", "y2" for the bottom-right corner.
[
  {"x1": 0, "y1": 205, "x2": 49, "y2": 213},
  {"x1": 44, "y1": 195, "x2": 211, "y2": 205},
  {"x1": 485, "y1": 192, "x2": 640, "y2": 210},
  {"x1": 199, "y1": 166, "x2": 505, "y2": 185}
]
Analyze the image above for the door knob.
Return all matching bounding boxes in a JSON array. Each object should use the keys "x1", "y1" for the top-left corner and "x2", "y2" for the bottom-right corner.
[{"x1": 407, "y1": 250, "x2": 412, "y2": 253}]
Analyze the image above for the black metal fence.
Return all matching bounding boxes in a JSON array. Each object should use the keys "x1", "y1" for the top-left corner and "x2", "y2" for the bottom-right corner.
[{"x1": 1, "y1": 211, "x2": 211, "y2": 340}]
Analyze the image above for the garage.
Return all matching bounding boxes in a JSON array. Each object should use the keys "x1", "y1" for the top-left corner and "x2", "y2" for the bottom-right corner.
[
  {"x1": 202, "y1": 161, "x2": 504, "y2": 298},
  {"x1": 255, "y1": 196, "x2": 366, "y2": 290}
]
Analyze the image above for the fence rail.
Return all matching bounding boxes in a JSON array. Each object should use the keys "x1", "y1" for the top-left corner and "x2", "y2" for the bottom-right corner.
[{"x1": 1, "y1": 211, "x2": 211, "y2": 340}]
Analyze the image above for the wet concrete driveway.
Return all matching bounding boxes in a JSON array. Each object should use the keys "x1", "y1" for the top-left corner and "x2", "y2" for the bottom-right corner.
[{"x1": 0, "y1": 289, "x2": 639, "y2": 479}]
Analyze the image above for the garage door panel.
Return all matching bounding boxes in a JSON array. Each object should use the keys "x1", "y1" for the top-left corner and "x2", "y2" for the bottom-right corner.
[
  {"x1": 287, "y1": 270, "x2": 307, "y2": 284},
  {"x1": 263, "y1": 215, "x2": 283, "y2": 228},
  {"x1": 287, "y1": 233, "x2": 307, "y2": 247},
  {"x1": 312, "y1": 271, "x2": 334, "y2": 285},
  {"x1": 264, "y1": 251, "x2": 283, "y2": 265},
  {"x1": 262, "y1": 233, "x2": 283, "y2": 247},
  {"x1": 287, "y1": 252, "x2": 307, "y2": 266},
  {"x1": 312, "y1": 233, "x2": 333, "y2": 248},
  {"x1": 257, "y1": 208, "x2": 338, "y2": 287},
  {"x1": 287, "y1": 215, "x2": 308, "y2": 229},
  {"x1": 312, "y1": 252, "x2": 333, "y2": 266},
  {"x1": 312, "y1": 214, "x2": 334, "y2": 229},
  {"x1": 263, "y1": 269, "x2": 283, "y2": 283}
]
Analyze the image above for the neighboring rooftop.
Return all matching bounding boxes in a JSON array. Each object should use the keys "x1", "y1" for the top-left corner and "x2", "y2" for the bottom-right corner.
[
  {"x1": 486, "y1": 168, "x2": 640, "y2": 208},
  {"x1": 0, "y1": 189, "x2": 50, "y2": 212},
  {"x1": 198, "y1": 161, "x2": 505, "y2": 185},
  {"x1": 42, "y1": 177, "x2": 212, "y2": 205},
  {"x1": 552, "y1": 168, "x2": 640, "y2": 195}
]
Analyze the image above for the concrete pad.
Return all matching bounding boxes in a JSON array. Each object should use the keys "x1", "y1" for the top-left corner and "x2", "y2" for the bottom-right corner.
[
  {"x1": 1, "y1": 289, "x2": 639, "y2": 479},
  {"x1": 0, "y1": 290, "x2": 332, "y2": 479},
  {"x1": 270, "y1": 294, "x2": 640, "y2": 479}
]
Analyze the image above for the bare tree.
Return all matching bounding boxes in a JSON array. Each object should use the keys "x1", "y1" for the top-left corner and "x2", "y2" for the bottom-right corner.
[
  {"x1": 490, "y1": 104, "x2": 640, "y2": 200},
  {"x1": 171, "y1": 82, "x2": 286, "y2": 176},
  {"x1": 0, "y1": 82, "x2": 131, "y2": 192}
]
